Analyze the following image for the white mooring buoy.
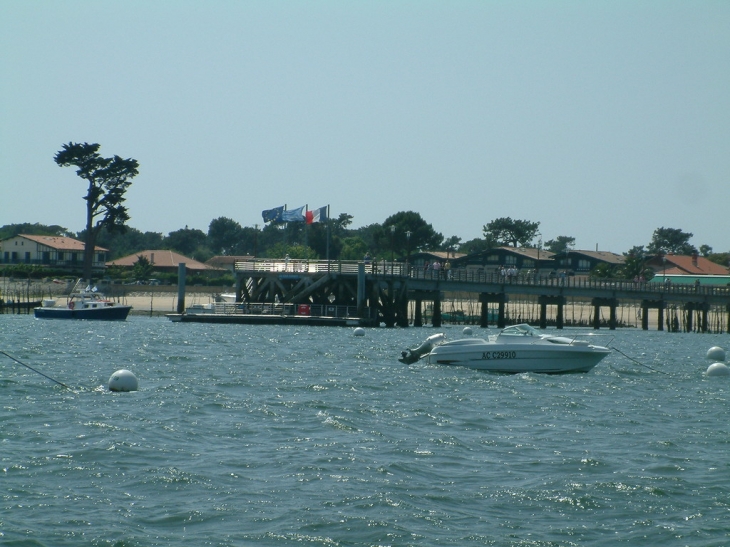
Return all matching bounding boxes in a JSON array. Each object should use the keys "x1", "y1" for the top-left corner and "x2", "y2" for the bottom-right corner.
[
  {"x1": 462, "y1": 327, "x2": 473, "y2": 336},
  {"x1": 108, "y1": 369, "x2": 139, "y2": 392},
  {"x1": 706, "y1": 346, "x2": 726, "y2": 362},
  {"x1": 706, "y1": 363, "x2": 730, "y2": 377},
  {"x1": 353, "y1": 327, "x2": 366, "y2": 337}
]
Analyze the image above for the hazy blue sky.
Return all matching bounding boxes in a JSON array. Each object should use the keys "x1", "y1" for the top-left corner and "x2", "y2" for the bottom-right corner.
[{"x1": 2, "y1": 1, "x2": 728, "y2": 254}]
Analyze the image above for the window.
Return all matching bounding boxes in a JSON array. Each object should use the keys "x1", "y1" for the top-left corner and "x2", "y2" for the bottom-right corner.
[
  {"x1": 24, "y1": 252, "x2": 31, "y2": 263},
  {"x1": 505, "y1": 255, "x2": 517, "y2": 265},
  {"x1": 486, "y1": 254, "x2": 499, "y2": 263},
  {"x1": 578, "y1": 259, "x2": 591, "y2": 271}
]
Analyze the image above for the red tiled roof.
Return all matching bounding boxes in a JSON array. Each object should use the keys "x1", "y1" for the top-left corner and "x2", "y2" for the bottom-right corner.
[
  {"x1": 107, "y1": 250, "x2": 218, "y2": 271},
  {"x1": 663, "y1": 255, "x2": 729, "y2": 275}
]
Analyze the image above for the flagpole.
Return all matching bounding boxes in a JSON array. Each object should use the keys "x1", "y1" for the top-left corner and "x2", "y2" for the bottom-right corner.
[
  {"x1": 304, "y1": 204, "x2": 309, "y2": 258},
  {"x1": 326, "y1": 204, "x2": 331, "y2": 268}
]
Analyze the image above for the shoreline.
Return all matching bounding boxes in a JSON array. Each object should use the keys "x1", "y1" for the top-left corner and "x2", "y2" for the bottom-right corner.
[{"x1": 0, "y1": 279, "x2": 679, "y2": 331}]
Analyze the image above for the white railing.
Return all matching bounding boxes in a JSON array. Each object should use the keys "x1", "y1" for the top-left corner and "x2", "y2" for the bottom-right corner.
[
  {"x1": 234, "y1": 259, "x2": 406, "y2": 275},
  {"x1": 186, "y1": 301, "x2": 362, "y2": 318}
]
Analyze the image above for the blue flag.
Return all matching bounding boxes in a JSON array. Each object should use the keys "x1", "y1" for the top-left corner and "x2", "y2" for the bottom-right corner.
[
  {"x1": 282, "y1": 206, "x2": 305, "y2": 222},
  {"x1": 262, "y1": 206, "x2": 284, "y2": 223}
]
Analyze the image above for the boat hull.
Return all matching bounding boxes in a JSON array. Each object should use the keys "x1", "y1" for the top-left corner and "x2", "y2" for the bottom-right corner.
[
  {"x1": 426, "y1": 340, "x2": 610, "y2": 373},
  {"x1": 34, "y1": 306, "x2": 132, "y2": 321}
]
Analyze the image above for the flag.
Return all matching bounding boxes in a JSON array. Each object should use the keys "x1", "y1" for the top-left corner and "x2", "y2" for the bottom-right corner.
[
  {"x1": 282, "y1": 205, "x2": 305, "y2": 222},
  {"x1": 305, "y1": 205, "x2": 328, "y2": 224},
  {"x1": 262, "y1": 205, "x2": 284, "y2": 223}
]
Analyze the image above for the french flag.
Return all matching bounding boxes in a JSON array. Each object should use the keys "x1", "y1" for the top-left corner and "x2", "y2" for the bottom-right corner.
[{"x1": 305, "y1": 205, "x2": 328, "y2": 224}]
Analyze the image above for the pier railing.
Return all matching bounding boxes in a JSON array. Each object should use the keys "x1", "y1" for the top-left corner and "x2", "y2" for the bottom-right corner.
[
  {"x1": 234, "y1": 259, "x2": 730, "y2": 299},
  {"x1": 186, "y1": 301, "x2": 361, "y2": 319},
  {"x1": 235, "y1": 259, "x2": 406, "y2": 275}
]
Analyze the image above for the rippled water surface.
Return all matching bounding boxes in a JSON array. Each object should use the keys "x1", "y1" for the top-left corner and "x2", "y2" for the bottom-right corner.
[{"x1": 2, "y1": 315, "x2": 730, "y2": 546}]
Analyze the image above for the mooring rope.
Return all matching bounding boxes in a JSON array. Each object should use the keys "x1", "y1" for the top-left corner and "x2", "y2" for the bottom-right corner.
[
  {"x1": 0, "y1": 350, "x2": 75, "y2": 390},
  {"x1": 609, "y1": 346, "x2": 669, "y2": 375}
]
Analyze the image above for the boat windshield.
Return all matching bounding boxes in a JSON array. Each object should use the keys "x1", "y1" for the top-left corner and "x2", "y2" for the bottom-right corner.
[{"x1": 500, "y1": 324, "x2": 540, "y2": 337}]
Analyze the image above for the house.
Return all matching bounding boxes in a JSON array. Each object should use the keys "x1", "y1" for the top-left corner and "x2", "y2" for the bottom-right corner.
[
  {"x1": 0, "y1": 234, "x2": 108, "y2": 271},
  {"x1": 643, "y1": 253, "x2": 730, "y2": 286},
  {"x1": 558, "y1": 250, "x2": 625, "y2": 275},
  {"x1": 408, "y1": 251, "x2": 465, "y2": 271},
  {"x1": 645, "y1": 253, "x2": 729, "y2": 276},
  {"x1": 452, "y1": 247, "x2": 554, "y2": 275},
  {"x1": 106, "y1": 250, "x2": 221, "y2": 274}
]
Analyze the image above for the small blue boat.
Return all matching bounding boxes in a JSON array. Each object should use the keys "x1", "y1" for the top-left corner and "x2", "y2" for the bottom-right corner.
[{"x1": 34, "y1": 286, "x2": 131, "y2": 321}]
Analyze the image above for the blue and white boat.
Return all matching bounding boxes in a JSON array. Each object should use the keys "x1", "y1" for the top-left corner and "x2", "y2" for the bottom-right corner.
[{"x1": 34, "y1": 285, "x2": 131, "y2": 321}]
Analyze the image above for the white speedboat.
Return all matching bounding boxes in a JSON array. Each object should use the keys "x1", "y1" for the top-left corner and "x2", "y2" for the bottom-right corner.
[{"x1": 400, "y1": 324, "x2": 611, "y2": 373}]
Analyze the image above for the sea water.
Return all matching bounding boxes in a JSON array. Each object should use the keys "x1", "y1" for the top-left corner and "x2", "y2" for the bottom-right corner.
[{"x1": 1, "y1": 315, "x2": 729, "y2": 546}]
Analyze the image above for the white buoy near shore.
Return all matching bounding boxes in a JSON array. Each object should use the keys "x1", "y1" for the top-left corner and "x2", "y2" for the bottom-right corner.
[
  {"x1": 706, "y1": 363, "x2": 730, "y2": 377},
  {"x1": 353, "y1": 327, "x2": 366, "y2": 337},
  {"x1": 706, "y1": 346, "x2": 726, "y2": 362},
  {"x1": 108, "y1": 369, "x2": 139, "y2": 392},
  {"x1": 462, "y1": 327, "x2": 473, "y2": 336}
]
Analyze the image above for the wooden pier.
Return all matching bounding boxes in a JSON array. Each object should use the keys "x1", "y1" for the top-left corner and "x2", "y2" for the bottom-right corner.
[{"x1": 228, "y1": 259, "x2": 730, "y2": 332}]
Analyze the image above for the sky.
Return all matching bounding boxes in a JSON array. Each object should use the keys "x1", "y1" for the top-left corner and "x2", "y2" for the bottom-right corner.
[{"x1": 1, "y1": 1, "x2": 729, "y2": 255}]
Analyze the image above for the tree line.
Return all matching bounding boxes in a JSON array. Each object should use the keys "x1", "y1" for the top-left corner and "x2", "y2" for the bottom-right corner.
[{"x1": 2, "y1": 141, "x2": 728, "y2": 281}]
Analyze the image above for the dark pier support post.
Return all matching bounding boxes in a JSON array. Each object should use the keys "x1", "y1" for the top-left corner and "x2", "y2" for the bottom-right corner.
[
  {"x1": 556, "y1": 298, "x2": 564, "y2": 329},
  {"x1": 539, "y1": 301, "x2": 547, "y2": 329},
  {"x1": 356, "y1": 263, "x2": 366, "y2": 319},
  {"x1": 384, "y1": 282, "x2": 395, "y2": 328},
  {"x1": 432, "y1": 294, "x2": 442, "y2": 328},
  {"x1": 537, "y1": 295, "x2": 564, "y2": 329},
  {"x1": 727, "y1": 304, "x2": 730, "y2": 334},
  {"x1": 592, "y1": 302, "x2": 600, "y2": 329},
  {"x1": 685, "y1": 303, "x2": 694, "y2": 332},
  {"x1": 609, "y1": 301, "x2": 617, "y2": 330},
  {"x1": 372, "y1": 285, "x2": 380, "y2": 325},
  {"x1": 497, "y1": 296, "x2": 506, "y2": 329},
  {"x1": 591, "y1": 298, "x2": 617, "y2": 330},
  {"x1": 176, "y1": 263, "x2": 186, "y2": 313},
  {"x1": 480, "y1": 301, "x2": 489, "y2": 328},
  {"x1": 701, "y1": 303, "x2": 709, "y2": 333},
  {"x1": 478, "y1": 293, "x2": 507, "y2": 328},
  {"x1": 657, "y1": 304, "x2": 664, "y2": 331},
  {"x1": 641, "y1": 304, "x2": 649, "y2": 330},
  {"x1": 235, "y1": 276, "x2": 243, "y2": 303},
  {"x1": 479, "y1": 293, "x2": 490, "y2": 328},
  {"x1": 413, "y1": 296, "x2": 423, "y2": 327},
  {"x1": 395, "y1": 286, "x2": 409, "y2": 328}
]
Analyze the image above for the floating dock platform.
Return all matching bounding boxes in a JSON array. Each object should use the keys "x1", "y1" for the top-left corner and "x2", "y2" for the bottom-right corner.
[{"x1": 166, "y1": 302, "x2": 370, "y2": 327}]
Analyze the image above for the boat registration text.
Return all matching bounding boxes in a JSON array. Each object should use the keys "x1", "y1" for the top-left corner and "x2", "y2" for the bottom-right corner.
[{"x1": 481, "y1": 351, "x2": 517, "y2": 360}]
